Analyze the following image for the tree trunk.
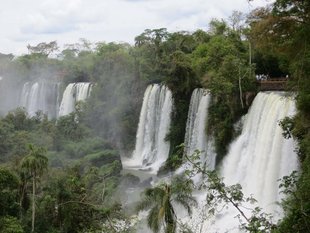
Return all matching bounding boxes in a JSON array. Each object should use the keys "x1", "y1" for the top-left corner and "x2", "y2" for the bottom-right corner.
[
  {"x1": 32, "y1": 177, "x2": 36, "y2": 232},
  {"x1": 249, "y1": 41, "x2": 252, "y2": 71},
  {"x1": 19, "y1": 181, "x2": 27, "y2": 219},
  {"x1": 239, "y1": 65, "x2": 244, "y2": 109}
]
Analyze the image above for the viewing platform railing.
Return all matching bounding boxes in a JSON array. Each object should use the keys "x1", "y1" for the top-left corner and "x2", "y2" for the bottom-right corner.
[{"x1": 257, "y1": 77, "x2": 288, "y2": 91}]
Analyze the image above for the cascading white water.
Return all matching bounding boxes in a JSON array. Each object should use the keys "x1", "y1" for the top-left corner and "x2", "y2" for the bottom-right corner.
[
  {"x1": 184, "y1": 88, "x2": 215, "y2": 169},
  {"x1": 124, "y1": 91, "x2": 298, "y2": 233},
  {"x1": 175, "y1": 88, "x2": 215, "y2": 188},
  {"x1": 20, "y1": 82, "x2": 60, "y2": 118},
  {"x1": 175, "y1": 89, "x2": 216, "y2": 232},
  {"x1": 58, "y1": 83, "x2": 76, "y2": 117},
  {"x1": 58, "y1": 82, "x2": 92, "y2": 117},
  {"x1": 122, "y1": 84, "x2": 173, "y2": 174},
  {"x1": 206, "y1": 92, "x2": 299, "y2": 232}
]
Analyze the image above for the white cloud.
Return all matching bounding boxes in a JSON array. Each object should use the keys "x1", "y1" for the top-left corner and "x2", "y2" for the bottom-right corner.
[{"x1": 0, "y1": 0, "x2": 272, "y2": 55}]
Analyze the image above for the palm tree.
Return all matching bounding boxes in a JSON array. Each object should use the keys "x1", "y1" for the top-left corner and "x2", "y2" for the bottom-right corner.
[
  {"x1": 137, "y1": 175, "x2": 197, "y2": 233},
  {"x1": 21, "y1": 144, "x2": 48, "y2": 233}
]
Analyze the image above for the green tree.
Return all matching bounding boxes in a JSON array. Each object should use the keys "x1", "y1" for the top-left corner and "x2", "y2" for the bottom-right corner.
[
  {"x1": 27, "y1": 41, "x2": 59, "y2": 57},
  {"x1": 137, "y1": 176, "x2": 196, "y2": 233},
  {"x1": 248, "y1": 1, "x2": 310, "y2": 231},
  {"x1": 183, "y1": 150, "x2": 276, "y2": 233},
  {"x1": 0, "y1": 168, "x2": 20, "y2": 217},
  {"x1": 21, "y1": 144, "x2": 48, "y2": 233},
  {"x1": 191, "y1": 20, "x2": 255, "y2": 163},
  {"x1": 0, "y1": 216, "x2": 24, "y2": 233},
  {"x1": 165, "y1": 50, "x2": 199, "y2": 167},
  {"x1": 37, "y1": 166, "x2": 103, "y2": 233}
]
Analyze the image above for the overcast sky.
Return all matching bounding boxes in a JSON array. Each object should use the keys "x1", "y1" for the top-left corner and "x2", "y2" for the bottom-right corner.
[{"x1": 0, "y1": 0, "x2": 272, "y2": 55}]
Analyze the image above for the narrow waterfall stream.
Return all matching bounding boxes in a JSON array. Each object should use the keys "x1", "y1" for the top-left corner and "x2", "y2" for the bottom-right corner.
[
  {"x1": 58, "y1": 82, "x2": 92, "y2": 117},
  {"x1": 184, "y1": 88, "x2": 210, "y2": 157},
  {"x1": 183, "y1": 88, "x2": 215, "y2": 174},
  {"x1": 20, "y1": 82, "x2": 60, "y2": 118},
  {"x1": 122, "y1": 84, "x2": 173, "y2": 174},
  {"x1": 175, "y1": 88, "x2": 215, "y2": 232}
]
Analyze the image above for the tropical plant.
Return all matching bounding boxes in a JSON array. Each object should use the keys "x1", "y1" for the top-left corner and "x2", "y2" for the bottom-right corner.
[
  {"x1": 21, "y1": 144, "x2": 48, "y2": 232},
  {"x1": 0, "y1": 216, "x2": 24, "y2": 233},
  {"x1": 0, "y1": 168, "x2": 20, "y2": 217},
  {"x1": 136, "y1": 176, "x2": 196, "y2": 233}
]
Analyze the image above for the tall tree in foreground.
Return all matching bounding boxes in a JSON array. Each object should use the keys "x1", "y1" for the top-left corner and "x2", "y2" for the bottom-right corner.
[
  {"x1": 137, "y1": 176, "x2": 196, "y2": 233},
  {"x1": 21, "y1": 144, "x2": 48, "y2": 233}
]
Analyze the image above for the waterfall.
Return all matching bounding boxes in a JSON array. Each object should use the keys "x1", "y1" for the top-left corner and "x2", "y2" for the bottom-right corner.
[
  {"x1": 123, "y1": 91, "x2": 298, "y2": 233},
  {"x1": 18, "y1": 81, "x2": 92, "y2": 118},
  {"x1": 207, "y1": 92, "x2": 299, "y2": 232},
  {"x1": 58, "y1": 82, "x2": 92, "y2": 117},
  {"x1": 123, "y1": 84, "x2": 173, "y2": 174},
  {"x1": 174, "y1": 89, "x2": 216, "y2": 231},
  {"x1": 184, "y1": 88, "x2": 215, "y2": 169},
  {"x1": 20, "y1": 82, "x2": 60, "y2": 118},
  {"x1": 175, "y1": 88, "x2": 215, "y2": 186}
]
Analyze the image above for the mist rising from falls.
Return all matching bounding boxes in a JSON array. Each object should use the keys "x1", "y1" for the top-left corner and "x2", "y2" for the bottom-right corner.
[
  {"x1": 20, "y1": 82, "x2": 60, "y2": 118},
  {"x1": 58, "y1": 82, "x2": 92, "y2": 117},
  {"x1": 207, "y1": 92, "x2": 298, "y2": 232},
  {"x1": 122, "y1": 84, "x2": 172, "y2": 174}
]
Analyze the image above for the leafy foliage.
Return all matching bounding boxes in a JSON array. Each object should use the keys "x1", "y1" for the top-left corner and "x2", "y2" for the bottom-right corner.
[
  {"x1": 137, "y1": 176, "x2": 196, "y2": 233},
  {"x1": 0, "y1": 168, "x2": 20, "y2": 217},
  {"x1": 248, "y1": 1, "x2": 310, "y2": 231},
  {"x1": 0, "y1": 216, "x2": 24, "y2": 233},
  {"x1": 184, "y1": 150, "x2": 277, "y2": 233}
]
